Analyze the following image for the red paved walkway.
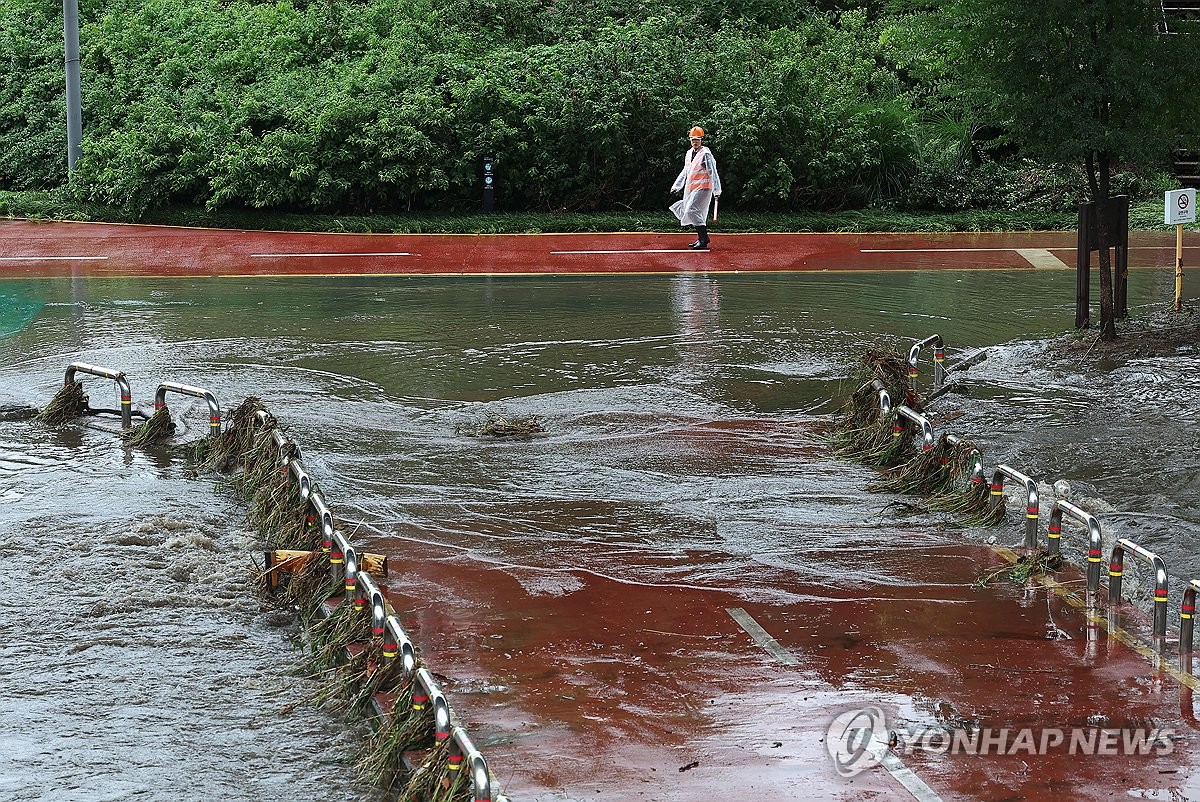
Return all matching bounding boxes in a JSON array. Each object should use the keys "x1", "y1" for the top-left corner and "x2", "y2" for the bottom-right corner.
[
  {"x1": 0, "y1": 219, "x2": 1194, "y2": 277},
  {"x1": 386, "y1": 532, "x2": 1200, "y2": 801}
]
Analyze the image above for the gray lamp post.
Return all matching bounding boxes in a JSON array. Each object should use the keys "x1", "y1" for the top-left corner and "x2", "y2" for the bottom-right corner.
[{"x1": 63, "y1": 0, "x2": 82, "y2": 172}]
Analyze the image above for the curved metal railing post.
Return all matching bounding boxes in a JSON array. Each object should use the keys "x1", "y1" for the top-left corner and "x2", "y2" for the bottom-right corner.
[
  {"x1": 287, "y1": 457, "x2": 312, "y2": 501},
  {"x1": 154, "y1": 382, "x2": 221, "y2": 436},
  {"x1": 907, "y1": 335, "x2": 946, "y2": 392},
  {"x1": 64, "y1": 362, "x2": 133, "y2": 428},
  {"x1": 450, "y1": 728, "x2": 495, "y2": 801},
  {"x1": 382, "y1": 614, "x2": 418, "y2": 674},
  {"x1": 1181, "y1": 580, "x2": 1200, "y2": 667},
  {"x1": 989, "y1": 465, "x2": 1040, "y2": 549},
  {"x1": 945, "y1": 434, "x2": 985, "y2": 491},
  {"x1": 335, "y1": 533, "x2": 358, "y2": 600},
  {"x1": 310, "y1": 490, "x2": 335, "y2": 555},
  {"x1": 864, "y1": 378, "x2": 892, "y2": 415},
  {"x1": 895, "y1": 405, "x2": 935, "y2": 451},
  {"x1": 1047, "y1": 500, "x2": 1104, "y2": 603},
  {"x1": 416, "y1": 668, "x2": 452, "y2": 743},
  {"x1": 1109, "y1": 537, "x2": 1169, "y2": 646},
  {"x1": 358, "y1": 571, "x2": 388, "y2": 641}
]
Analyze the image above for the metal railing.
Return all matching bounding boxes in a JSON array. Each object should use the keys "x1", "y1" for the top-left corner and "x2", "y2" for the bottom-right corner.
[
  {"x1": 907, "y1": 335, "x2": 946, "y2": 392},
  {"x1": 42, "y1": 376, "x2": 505, "y2": 802},
  {"x1": 1180, "y1": 580, "x2": 1200, "y2": 661},
  {"x1": 1109, "y1": 538, "x2": 1169, "y2": 645},
  {"x1": 989, "y1": 465, "x2": 1040, "y2": 549},
  {"x1": 945, "y1": 434, "x2": 985, "y2": 490},
  {"x1": 895, "y1": 405, "x2": 935, "y2": 451},
  {"x1": 865, "y1": 378, "x2": 892, "y2": 414},
  {"x1": 154, "y1": 381, "x2": 221, "y2": 436},
  {"x1": 1046, "y1": 500, "x2": 1104, "y2": 602},
  {"x1": 65, "y1": 362, "x2": 134, "y2": 428}
]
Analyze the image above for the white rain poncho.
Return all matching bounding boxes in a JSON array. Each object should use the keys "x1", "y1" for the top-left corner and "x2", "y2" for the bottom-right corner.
[{"x1": 669, "y1": 146, "x2": 722, "y2": 227}]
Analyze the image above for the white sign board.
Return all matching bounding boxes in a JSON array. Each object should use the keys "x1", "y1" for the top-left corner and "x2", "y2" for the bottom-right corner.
[{"x1": 1165, "y1": 188, "x2": 1196, "y2": 225}]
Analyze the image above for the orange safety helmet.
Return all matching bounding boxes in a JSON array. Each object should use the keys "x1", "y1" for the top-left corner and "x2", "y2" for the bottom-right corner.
[{"x1": 689, "y1": 126, "x2": 705, "y2": 139}]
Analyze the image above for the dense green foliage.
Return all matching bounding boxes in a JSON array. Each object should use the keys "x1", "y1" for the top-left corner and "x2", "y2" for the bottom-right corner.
[
  {"x1": 946, "y1": 0, "x2": 1200, "y2": 337},
  {"x1": 0, "y1": 0, "x2": 1189, "y2": 217}
]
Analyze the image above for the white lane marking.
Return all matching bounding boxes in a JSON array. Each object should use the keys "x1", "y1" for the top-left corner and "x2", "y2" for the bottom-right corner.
[
  {"x1": 1016, "y1": 248, "x2": 1071, "y2": 269},
  {"x1": 725, "y1": 607, "x2": 799, "y2": 665},
  {"x1": 550, "y1": 249, "x2": 707, "y2": 254},
  {"x1": 249, "y1": 252, "x2": 419, "y2": 258},
  {"x1": 0, "y1": 256, "x2": 108, "y2": 261},
  {"x1": 862, "y1": 247, "x2": 1043, "y2": 253},
  {"x1": 864, "y1": 246, "x2": 1191, "y2": 253},
  {"x1": 871, "y1": 736, "x2": 946, "y2": 802}
]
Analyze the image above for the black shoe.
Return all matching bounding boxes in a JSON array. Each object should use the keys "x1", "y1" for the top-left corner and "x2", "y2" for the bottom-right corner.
[{"x1": 688, "y1": 241, "x2": 706, "y2": 250}]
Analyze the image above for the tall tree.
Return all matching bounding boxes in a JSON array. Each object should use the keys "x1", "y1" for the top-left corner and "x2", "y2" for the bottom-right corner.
[{"x1": 947, "y1": 0, "x2": 1200, "y2": 339}]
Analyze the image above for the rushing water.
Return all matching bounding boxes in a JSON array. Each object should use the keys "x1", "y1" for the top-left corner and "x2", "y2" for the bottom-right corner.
[{"x1": 2, "y1": 266, "x2": 1199, "y2": 799}]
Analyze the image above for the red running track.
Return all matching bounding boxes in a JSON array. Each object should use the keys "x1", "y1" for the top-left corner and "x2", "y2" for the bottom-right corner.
[{"x1": 0, "y1": 219, "x2": 1194, "y2": 277}]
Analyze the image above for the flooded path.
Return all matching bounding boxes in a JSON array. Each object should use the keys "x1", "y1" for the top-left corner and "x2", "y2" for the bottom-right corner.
[{"x1": 4, "y1": 223, "x2": 1200, "y2": 800}]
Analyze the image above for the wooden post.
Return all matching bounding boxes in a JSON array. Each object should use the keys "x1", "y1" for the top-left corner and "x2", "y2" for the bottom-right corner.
[
  {"x1": 1113, "y1": 196, "x2": 1129, "y2": 320},
  {"x1": 1177, "y1": 223, "x2": 1185, "y2": 313}
]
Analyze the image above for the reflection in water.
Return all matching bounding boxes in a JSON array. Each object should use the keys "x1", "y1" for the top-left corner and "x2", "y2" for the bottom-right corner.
[{"x1": 3, "y1": 268, "x2": 1200, "y2": 798}]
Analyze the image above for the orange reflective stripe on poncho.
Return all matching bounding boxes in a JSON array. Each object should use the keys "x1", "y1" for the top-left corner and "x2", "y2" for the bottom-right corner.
[{"x1": 686, "y1": 148, "x2": 713, "y2": 192}]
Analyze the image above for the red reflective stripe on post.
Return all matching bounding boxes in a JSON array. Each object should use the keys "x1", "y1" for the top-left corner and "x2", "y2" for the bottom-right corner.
[{"x1": 1185, "y1": 604, "x2": 1196, "y2": 613}]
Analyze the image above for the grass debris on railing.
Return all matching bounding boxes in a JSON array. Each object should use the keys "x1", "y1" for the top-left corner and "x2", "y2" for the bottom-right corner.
[
  {"x1": 36, "y1": 380, "x2": 86, "y2": 425},
  {"x1": 198, "y1": 396, "x2": 271, "y2": 473},
  {"x1": 122, "y1": 405, "x2": 176, "y2": 446},
  {"x1": 355, "y1": 685, "x2": 434, "y2": 791},
  {"x1": 399, "y1": 737, "x2": 470, "y2": 802},
  {"x1": 832, "y1": 348, "x2": 918, "y2": 466}
]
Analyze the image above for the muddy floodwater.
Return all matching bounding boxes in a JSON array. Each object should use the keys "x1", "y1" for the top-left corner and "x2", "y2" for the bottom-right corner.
[{"x1": 3, "y1": 266, "x2": 1199, "y2": 801}]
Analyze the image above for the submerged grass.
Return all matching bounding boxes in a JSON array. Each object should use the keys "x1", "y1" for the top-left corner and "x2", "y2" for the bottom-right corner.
[
  {"x1": 36, "y1": 381, "x2": 86, "y2": 425},
  {"x1": 832, "y1": 348, "x2": 918, "y2": 466},
  {"x1": 456, "y1": 413, "x2": 545, "y2": 438},
  {"x1": 356, "y1": 686, "x2": 433, "y2": 792},
  {"x1": 122, "y1": 406, "x2": 176, "y2": 446},
  {"x1": 398, "y1": 738, "x2": 470, "y2": 802}
]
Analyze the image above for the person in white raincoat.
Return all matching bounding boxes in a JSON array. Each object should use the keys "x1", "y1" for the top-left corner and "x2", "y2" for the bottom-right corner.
[{"x1": 669, "y1": 126, "x2": 722, "y2": 250}]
